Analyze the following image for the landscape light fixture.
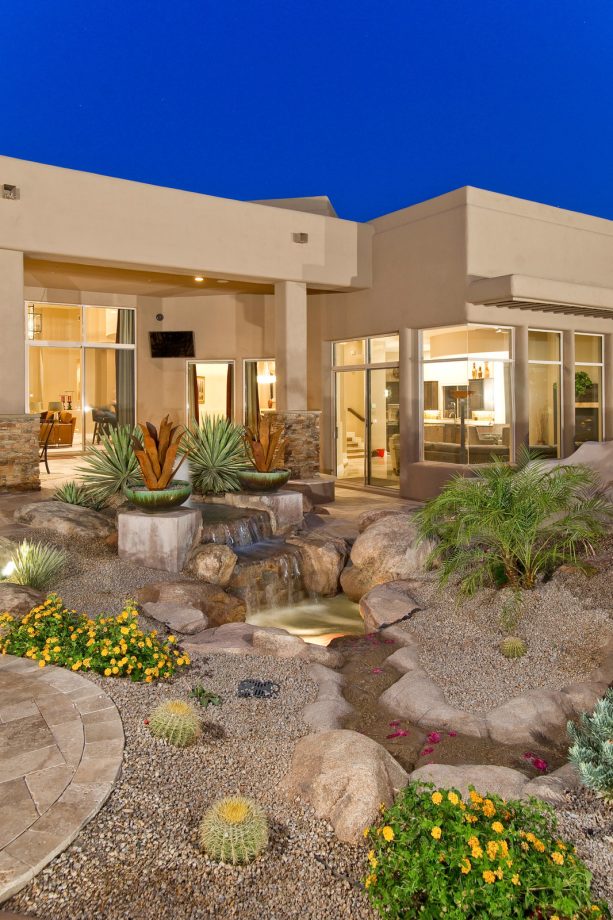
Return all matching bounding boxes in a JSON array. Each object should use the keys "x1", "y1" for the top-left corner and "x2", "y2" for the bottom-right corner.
[{"x1": 194, "y1": 276, "x2": 205, "y2": 282}]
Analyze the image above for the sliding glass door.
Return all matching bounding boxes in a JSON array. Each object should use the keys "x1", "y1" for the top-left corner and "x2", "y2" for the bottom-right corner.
[
  {"x1": 333, "y1": 335, "x2": 400, "y2": 490},
  {"x1": 187, "y1": 361, "x2": 234, "y2": 423},
  {"x1": 26, "y1": 302, "x2": 136, "y2": 451}
]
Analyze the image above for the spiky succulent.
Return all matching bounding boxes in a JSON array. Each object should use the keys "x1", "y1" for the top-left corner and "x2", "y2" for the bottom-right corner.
[
  {"x1": 148, "y1": 699, "x2": 201, "y2": 747},
  {"x1": 499, "y1": 637, "x2": 527, "y2": 659},
  {"x1": 568, "y1": 689, "x2": 613, "y2": 802},
  {"x1": 76, "y1": 425, "x2": 143, "y2": 506},
  {"x1": 3, "y1": 540, "x2": 67, "y2": 590},
  {"x1": 199, "y1": 796, "x2": 268, "y2": 864},
  {"x1": 183, "y1": 415, "x2": 247, "y2": 495},
  {"x1": 54, "y1": 480, "x2": 105, "y2": 510}
]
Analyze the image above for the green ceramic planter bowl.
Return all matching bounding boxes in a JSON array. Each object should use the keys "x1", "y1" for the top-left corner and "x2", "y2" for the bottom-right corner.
[
  {"x1": 235, "y1": 468, "x2": 291, "y2": 492},
  {"x1": 123, "y1": 479, "x2": 192, "y2": 512}
]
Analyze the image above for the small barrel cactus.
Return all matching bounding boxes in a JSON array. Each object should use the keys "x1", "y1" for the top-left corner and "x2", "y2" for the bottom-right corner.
[
  {"x1": 199, "y1": 796, "x2": 268, "y2": 864},
  {"x1": 148, "y1": 699, "x2": 201, "y2": 747},
  {"x1": 499, "y1": 637, "x2": 527, "y2": 659}
]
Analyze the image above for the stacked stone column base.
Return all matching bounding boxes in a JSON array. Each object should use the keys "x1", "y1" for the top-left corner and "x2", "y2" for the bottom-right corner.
[
  {"x1": 0, "y1": 415, "x2": 40, "y2": 492},
  {"x1": 268, "y1": 410, "x2": 321, "y2": 479}
]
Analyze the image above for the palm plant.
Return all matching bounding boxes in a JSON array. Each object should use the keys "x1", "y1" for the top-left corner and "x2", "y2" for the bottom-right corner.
[
  {"x1": 415, "y1": 447, "x2": 613, "y2": 597},
  {"x1": 183, "y1": 415, "x2": 247, "y2": 495},
  {"x1": 76, "y1": 425, "x2": 143, "y2": 506},
  {"x1": 3, "y1": 540, "x2": 67, "y2": 590}
]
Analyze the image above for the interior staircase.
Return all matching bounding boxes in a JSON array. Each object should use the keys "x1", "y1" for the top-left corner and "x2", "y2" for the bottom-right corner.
[{"x1": 345, "y1": 431, "x2": 365, "y2": 459}]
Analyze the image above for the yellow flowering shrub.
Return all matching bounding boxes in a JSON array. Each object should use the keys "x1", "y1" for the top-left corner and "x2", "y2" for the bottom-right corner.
[
  {"x1": 363, "y1": 782, "x2": 610, "y2": 919},
  {"x1": 0, "y1": 594, "x2": 189, "y2": 682}
]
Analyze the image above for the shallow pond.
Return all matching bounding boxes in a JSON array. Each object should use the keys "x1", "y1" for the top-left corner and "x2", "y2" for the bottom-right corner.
[{"x1": 246, "y1": 594, "x2": 364, "y2": 645}]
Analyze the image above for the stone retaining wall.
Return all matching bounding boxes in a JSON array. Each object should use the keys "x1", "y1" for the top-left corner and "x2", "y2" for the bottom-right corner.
[
  {"x1": 268, "y1": 410, "x2": 321, "y2": 479},
  {"x1": 0, "y1": 414, "x2": 40, "y2": 492}
]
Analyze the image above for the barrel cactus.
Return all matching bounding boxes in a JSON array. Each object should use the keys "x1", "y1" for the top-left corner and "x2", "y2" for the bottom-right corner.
[
  {"x1": 499, "y1": 637, "x2": 527, "y2": 659},
  {"x1": 199, "y1": 796, "x2": 268, "y2": 864},
  {"x1": 148, "y1": 699, "x2": 201, "y2": 747}
]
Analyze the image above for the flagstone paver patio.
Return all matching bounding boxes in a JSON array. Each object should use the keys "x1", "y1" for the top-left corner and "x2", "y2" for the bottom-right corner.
[{"x1": 0, "y1": 655, "x2": 124, "y2": 904}]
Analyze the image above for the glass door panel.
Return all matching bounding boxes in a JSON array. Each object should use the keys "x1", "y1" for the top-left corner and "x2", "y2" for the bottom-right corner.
[
  {"x1": 187, "y1": 362, "x2": 234, "y2": 424},
  {"x1": 368, "y1": 367, "x2": 400, "y2": 487},
  {"x1": 28, "y1": 346, "x2": 83, "y2": 450},
  {"x1": 528, "y1": 364, "x2": 561, "y2": 457},
  {"x1": 335, "y1": 370, "x2": 366, "y2": 484},
  {"x1": 84, "y1": 348, "x2": 135, "y2": 446}
]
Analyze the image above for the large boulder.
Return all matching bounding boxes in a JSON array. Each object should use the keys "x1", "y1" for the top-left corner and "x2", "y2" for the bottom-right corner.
[
  {"x1": 341, "y1": 515, "x2": 433, "y2": 601},
  {"x1": 286, "y1": 532, "x2": 348, "y2": 596},
  {"x1": 280, "y1": 730, "x2": 409, "y2": 843},
  {"x1": 140, "y1": 601, "x2": 208, "y2": 635},
  {"x1": 359, "y1": 580, "x2": 422, "y2": 631},
  {"x1": 410, "y1": 764, "x2": 529, "y2": 801},
  {"x1": 486, "y1": 690, "x2": 576, "y2": 746},
  {"x1": 358, "y1": 509, "x2": 412, "y2": 533},
  {"x1": 184, "y1": 543, "x2": 237, "y2": 586},
  {"x1": 0, "y1": 583, "x2": 44, "y2": 619},
  {"x1": 15, "y1": 501, "x2": 115, "y2": 540},
  {"x1": 134, "y1": 580, "x2": 246, "y2": 627},
  {"x1": 251, "y1": 629, "x2": 343, "y2": 668},
  {"x1": 339, "y1": 564, "x2": 375, "y2": 603}
]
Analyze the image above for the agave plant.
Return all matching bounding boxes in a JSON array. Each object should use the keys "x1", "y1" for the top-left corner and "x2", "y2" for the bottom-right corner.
[
  {"x1": 244, "y1": 416, "x2": 287, "y2": 472},
  {"x1": 3, "y1": 540, "x2": 67, "y2": 590},
  {"x1": 415, "y1": 446, "x2": 613, "y2": 596},
  {"x1": 54, "y1": 480, "x2": 105, "y2": 511},
  {"x1": 183, "y1": 415, "x2": 247, "y2": 495},
  {"x1": 76, "y1": 425, "x2": 143, "y2": 505},
  {"x1": 131, "y1": 416, "x2": 185, "y2": 490}
]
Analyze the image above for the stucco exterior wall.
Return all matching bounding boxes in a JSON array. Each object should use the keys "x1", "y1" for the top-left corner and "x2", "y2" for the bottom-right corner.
[{"x1": 0, "y1": 155, "x2": 372, "y2": 288}]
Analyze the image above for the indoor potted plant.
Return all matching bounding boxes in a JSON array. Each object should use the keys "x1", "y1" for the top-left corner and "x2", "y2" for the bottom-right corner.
[
  {"x1": 237, "y1": 416, "x2": 291, "y2": 492},
  {"x1": 124, "y1": 416, "x2": 192, "y2": 511}
]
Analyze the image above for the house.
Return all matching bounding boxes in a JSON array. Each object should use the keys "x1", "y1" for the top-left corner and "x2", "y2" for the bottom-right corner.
[{"x1": 1, "y1": 154, "x2": 613, "y2": 499}]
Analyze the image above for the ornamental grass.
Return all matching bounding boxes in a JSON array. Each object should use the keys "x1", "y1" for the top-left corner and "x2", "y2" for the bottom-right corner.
[
  {"x1": 0, "y1": 594, "x2": 190, "y2": 681},
  {"x1": 363, "y1": 783, "x2": 609, "y2": 920}
]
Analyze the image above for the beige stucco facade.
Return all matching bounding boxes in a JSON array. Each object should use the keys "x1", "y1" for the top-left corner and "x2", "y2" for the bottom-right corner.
[{"x1": 3, "y1": 155, "x2": 613, "y2": 498}]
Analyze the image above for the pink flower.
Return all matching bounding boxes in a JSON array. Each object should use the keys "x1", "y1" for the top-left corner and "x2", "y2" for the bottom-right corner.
[
  {"x1": 533, "y1": 758, "x2": 548, "y2": 772},
  {"x1": 386, "y1": 729, "x2": 409, "y2": 739},
  {"x1": 143, "y1": 719, "x2": 149, "y2": 725},
  {"x1": 447, "y1": 731, "x2": 457, "y2": 737},
  {"x1": 427, "y1": 732, "x2": 441, "y2": 744},
  {"x1": 421, "y1": 746, "x2": 434, "y2": 755},
  {"x1": 383, "y1": 639, "x2": 396, "y2": 645},
  {"x1": 522, "y1": 751, "x2": 535, "y2": 761},
  {"x1": 389, "y1": 720, "x2": 400, "y2": 727},
  {"x1": 371, "y1": 667, "x2": 383, "y2": 674}
]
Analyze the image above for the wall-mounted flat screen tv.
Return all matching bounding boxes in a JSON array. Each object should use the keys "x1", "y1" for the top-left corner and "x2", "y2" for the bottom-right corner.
[{"x1": 149, "y1": 331, "x2": 195, "y2": 358}]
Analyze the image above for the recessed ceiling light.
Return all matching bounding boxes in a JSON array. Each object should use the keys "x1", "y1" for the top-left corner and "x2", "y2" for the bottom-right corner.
[
  {"x1": 216, "y1": 279, "x2": 229, "y2": 284},
  {"x1": 194, "y1": 275, "x2": 205, "y2": 282}
]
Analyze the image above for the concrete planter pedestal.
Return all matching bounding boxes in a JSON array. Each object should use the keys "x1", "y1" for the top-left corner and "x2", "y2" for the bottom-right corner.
[{"x1": 118, "y1": 508, "x2": 202, "y2": 573}]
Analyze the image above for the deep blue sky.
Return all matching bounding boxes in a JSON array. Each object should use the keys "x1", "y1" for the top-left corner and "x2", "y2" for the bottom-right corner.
[{"x1": 2, "y1": 1, "x2": 613, "y2": 222}]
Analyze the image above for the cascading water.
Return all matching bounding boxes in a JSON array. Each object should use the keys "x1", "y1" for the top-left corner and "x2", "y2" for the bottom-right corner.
[
  {"x1": 189, "y1": 502, "x2": 272, "y2": 546},
  {"x1": 230, "y1": 541, "x2": 305, "y2": 611}
]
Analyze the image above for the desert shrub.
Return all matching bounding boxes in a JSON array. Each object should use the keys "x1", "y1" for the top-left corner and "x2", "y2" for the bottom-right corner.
[
  {"x1": 0, "y1": 594, "x2": 189, "y2": 681},
  {"x1": 183, "y1": 415, "x2": 247, "y2": 494},
  {"x1": 2, "y1": 540, "x2": 66, "y2": 590},
  {"x1": 568, "y1": 689, "x2": 613, "y2": 802},
  {"x1": 76, "y1": 425, "x2": 142, "y2": 505},
  {"x1": 54, "y1": 480, "x2": 105, "y2": 510},
  {"x1": 415, "y1": 447, "x2": 612, "y2": 597},
  {"x1": 364, "y1": 783, "x2": 609, "y2": 919}
]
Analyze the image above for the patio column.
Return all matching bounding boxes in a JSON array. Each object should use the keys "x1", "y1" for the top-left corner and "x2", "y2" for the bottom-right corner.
[
  {"x1": 0, "y1": 249, "x2": 25, "y2": 413},
  {"x1": 270, "y1": 281, "x2": 321, "y2": 479},
  {"x1": 604, "y1": 333, "x2": 613, "y2": 441},
  {"x1": 274, "y1": 281, "x2": 307, "y2": 410},
  {"x1": 514, "y1": 325, "x2": 529, "y2": 455},
  {"x1": 561, "y1": 330, "x2": 576, "y2": 457},
  {"x1": 0, "y1": 249, "x2": 39, "y2": 492}
]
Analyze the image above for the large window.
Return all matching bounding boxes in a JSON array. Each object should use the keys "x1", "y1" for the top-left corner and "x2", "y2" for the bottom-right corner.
[
  {"x1": 528, "y1": 330, "x2": 561, "y2": 458},
  {"x1": 187, "y1": 361, "x2": 234, "y2": 423},
  {"x1": 333, "y1": 334, "x2": 400, "y2": 489},
  {"x1": 26, "y1": 303, "x2": 136, "y2": 451},
  {"x1": 575, "y1": 334, "x2": 604, "y2": 446},
  {"x1": 421, "y1": 325, "x2": 512, "y2": 465}
]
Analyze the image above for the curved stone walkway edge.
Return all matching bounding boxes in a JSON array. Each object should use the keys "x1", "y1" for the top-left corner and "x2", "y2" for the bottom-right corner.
[{"x1": 0, "y1": 655, "x2": 124, "y2": 904}]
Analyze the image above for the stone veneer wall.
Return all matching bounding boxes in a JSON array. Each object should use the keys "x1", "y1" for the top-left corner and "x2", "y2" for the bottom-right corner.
[
  {"x1": 0, "y1": 415, "x2": 40, "y2": 492},
  {"x1": 268, "y1": 410, "x2": 321, "y2": 479}
]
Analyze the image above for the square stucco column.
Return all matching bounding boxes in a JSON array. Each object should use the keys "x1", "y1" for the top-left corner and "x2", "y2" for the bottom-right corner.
[
  {"x1": 274, "y1": 281, "x2": 307, "y2": 411},
  {"x1": 514, "y1": 325, "x2": 529, "y2": 454},
  {"x1": 604, "y1": 333, "x2": 613, "y2": 441},
  {"x1": 399, "y1": 327, "x2": 420, "y2": 496},
  {"x1": 0, "y1": 250, "x2": 25, "y2": 413}
]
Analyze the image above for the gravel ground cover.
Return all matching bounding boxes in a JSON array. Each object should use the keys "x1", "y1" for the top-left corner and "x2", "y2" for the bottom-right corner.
[
  {"x1": 7, "y1": 652, "x2": 376, "y2": 920},
  {"x1": 554, "y1": 789, "x2": 613, "y2": 908},
  {"x1": 403, "y1": 577, "x2": 611, "y2": 712}
]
